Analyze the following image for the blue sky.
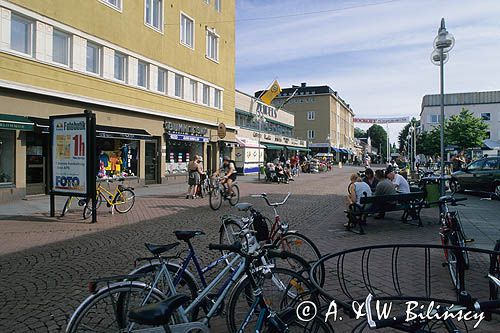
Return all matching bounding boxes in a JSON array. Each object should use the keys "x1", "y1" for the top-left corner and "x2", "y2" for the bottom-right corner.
[{"x1": 235, "y1": 0, "x2": 500, "y2": 142}]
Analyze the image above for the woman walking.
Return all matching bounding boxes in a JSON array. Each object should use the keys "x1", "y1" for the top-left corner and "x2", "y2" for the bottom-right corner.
[{"x1": 186, "y1": 155, "x2": 202, "y2": 199}]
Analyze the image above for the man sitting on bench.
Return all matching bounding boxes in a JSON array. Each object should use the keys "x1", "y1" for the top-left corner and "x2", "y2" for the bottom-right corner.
[
  {"x1": 385, "y1": 166, "x2": 410, "y2": 193},
  {"x1": 373, "y1": 169, "x2": 397, "y2": 219}
]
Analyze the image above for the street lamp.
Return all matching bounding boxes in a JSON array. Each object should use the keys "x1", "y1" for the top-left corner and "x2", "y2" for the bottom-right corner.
[
  {"x1": 254, "y1": 112, "x2": 266, "y2": 181},
  {"x1": 431, "y1": 18, "x2": 455, "y2": 196},
  {"x1": 326, "y1": 134, "x2": 331, "y2": 156}
]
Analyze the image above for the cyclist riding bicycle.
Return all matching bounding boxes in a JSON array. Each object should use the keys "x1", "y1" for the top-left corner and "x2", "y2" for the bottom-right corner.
[{"x1": 220, "y1": 155, "x2": 237, "y2": 197}]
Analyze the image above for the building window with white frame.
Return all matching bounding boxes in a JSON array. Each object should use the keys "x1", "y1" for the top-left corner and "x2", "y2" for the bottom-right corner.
[
  {"x1": 190, "y1": 80, "x2": 198, "y2": 102},
  {"x1": 10, "y1": 14, "x2": 34, "y2": 56},
  {"x1": 114, "y1": 52, "x2": 127, "y2": 81},
  {"x1": 307, "y1": 111, "x2": 315, "y2": 120},
  {"x1": 481, "y1": 113, "x2": 491, "y2": 121},
  {"x1": 145, "y1": 0, "x2": 163, "y2": 31},
  {"x1": 158, "y1": 68, "x2": 167, "y2": 93},
  {"x1": 215, "y1": 0, "x2": 221, "y2": 12},
  {"x1": 174, "y1": 74, "x2": 184, "y2": 98},
  {"x1": 214, "y1": 89, "x2": 222, "y2": 109},
  {"x1": 202, "y1": 84, "x2": 210, "y2": 106},
  {"x1": 180, "y1": 14, "x2": 194, "y2": 48},
  {"x1": 101, "y1": 0, "x2": 122, "y2": 10},
  {"x1": 206, "y1": 28, "x2": 219, "y2": 61},
  {"x1": 52, "y1": 29, "x2": 71, "y2": 66},
  {"x1": 429, "y1": 114, "x2": 441, "y2": 123},
  {"x1": 86, "y1": 42, "x2": 101, "y2": 74},
  {"x1": 137, "y1": 61, "x2": 149, "y2": 88},
  {"x1": 307, "y1": 130, "x2": 315, "y2": 139},
  {"x1": 204, "y1": 0, "x2": 210, "y2": 4}
]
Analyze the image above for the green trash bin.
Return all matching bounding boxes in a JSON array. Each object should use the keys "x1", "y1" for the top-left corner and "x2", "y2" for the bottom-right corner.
[{"x1": 425, "y1": 182, "x2": 440, "y2": 206}]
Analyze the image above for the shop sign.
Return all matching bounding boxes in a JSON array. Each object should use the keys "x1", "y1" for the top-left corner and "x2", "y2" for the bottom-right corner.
[
  {"x1": 217, "y1": 123, "x2": 227, "y2": 139},
  {"x1": 51, "y1": 116, "x2": 89, "y2": 195},
  {"x1": 164, "y1": 121, "x2": 208, "y2": 136},
  {"x1": 264, "y1": 134, "x2": 272, "y2": 140},
  {"x1": 169, "y1": 133, "x2": 209, "y2": 143},
  {"x1": 275, "y1": 137, "x2": 283, "y2": 142}
]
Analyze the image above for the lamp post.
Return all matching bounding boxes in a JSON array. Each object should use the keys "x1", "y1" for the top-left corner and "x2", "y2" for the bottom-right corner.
[
  {"x1": 254, "y1": 113, "x2": 266, "y2": 181},
  {"x1": 326, "y1": 134, "x2": 331, "y2": 156},
  {"x1": 431, "y1": 18, "x2": 455, "y2": 196}
]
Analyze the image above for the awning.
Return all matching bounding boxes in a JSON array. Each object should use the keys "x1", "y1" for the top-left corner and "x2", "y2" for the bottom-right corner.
[
  {"x1": 340, "y1": 148, "x2": 349, "y2": 154},
  {"x1": 0, "y1": 114, "x2": 34, "y2": 131},
  {"x1": 169, "y1": 133, "x2": 209, "y2": 143},
  {"x1": 235, "y1": 136, "x2": 265, "y2": 148},
  {"x1": 286, "y1": 146, "x2": 311, "y2": 152},
  {"x1": 264, "y1": 144, "x2": 285, "y2": 150},
  {"x1": 332, "y1": 147, "x2": 341, "y2": 153},
  {"x1": 29, "y1": 117, "x2": 152, "y2": 140}
]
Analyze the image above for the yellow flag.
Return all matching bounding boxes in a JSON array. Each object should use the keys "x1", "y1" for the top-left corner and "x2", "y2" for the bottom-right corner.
[{"x1": 260, "y1": 80, "x2": 282, "y2": 105}]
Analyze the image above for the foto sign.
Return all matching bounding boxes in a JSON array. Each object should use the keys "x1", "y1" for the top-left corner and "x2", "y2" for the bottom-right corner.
[{"x1": 51, "y1": 116, "x2": 88, "y2": 195}]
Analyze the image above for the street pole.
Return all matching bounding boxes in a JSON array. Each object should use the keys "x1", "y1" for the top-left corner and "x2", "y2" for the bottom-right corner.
[
  {"x1": 439, "y1": 47, "x2": 445, "y2": 196},
  {"x1": 257, "y1": 116, "x2": 262, "y2": 181}
]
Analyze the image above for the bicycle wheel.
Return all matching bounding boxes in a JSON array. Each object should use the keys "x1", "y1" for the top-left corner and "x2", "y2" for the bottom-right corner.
[
  {"x1": 61, "y1": 197, "x2": 73, "y2": 217},
  {"x1": 453, "y1": 214, "x2": 470, "y2": 269},
  {"x1": 271, "y1": 316, "x2": 334, "y2": 333},
  {"x1": 82, "y1": 193, "x2": 104, "y2": 220},
  {"x1": 229, "y1": 184, "x2": 240, "y2": 206},
  {"x1": 274, "y1": 232, "x2": 325, "y2": 287},
  {"x1": 443, "y1": 234, "x2": 461, "y2": 290},
  {"x1": 114, "y1": 189, "x2": 135, "y2": 213},
  {"x1": 226, "y1": 267, "x2": 318, "y2": 333},
  {"x1": 219, "y1": 218, "x2": 243, "y2": 246},
  {"x1": 66, "y1": 282, "x2": 165, "y2": 333},
  {"x1": 127, "y1": 261, "x2": 200, "y2": 320},
  {"x1": 209, "y1": 188, "x2": 223, "y2": 210}
]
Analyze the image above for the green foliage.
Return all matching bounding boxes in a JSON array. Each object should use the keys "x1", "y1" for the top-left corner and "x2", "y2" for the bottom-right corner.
[
  {"x1": 354, "y1": 127, "x2": 366, "y2": 138},
  {"x1": 397, "y1": 118, "x2": 419, "y2": 153},
  {"x1": 445, "y1": 108, "x2": 489, "y2": 150},
  {"x1": 418, "y1": 128, "x2": 440, "y2": 156},
  {"x1": 367, "y1": 124, "x2": 388, "y2": 158}
]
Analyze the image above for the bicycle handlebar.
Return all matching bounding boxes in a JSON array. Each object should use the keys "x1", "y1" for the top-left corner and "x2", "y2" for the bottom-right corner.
[
  {"x1": 208, "y1": 242, "x2": 242, "y2": 253},
  {"x1": 251, "y1": 192, "x2": 291, "y2": 207},
  {"x1": 428, "y1": 196, "x2": 467, "y2": 206}
]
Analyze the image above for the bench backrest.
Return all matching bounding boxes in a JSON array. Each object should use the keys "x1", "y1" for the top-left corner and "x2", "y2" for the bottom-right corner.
[{"x1": 359, "y1": 192, "x2": 424, "y2": 205}]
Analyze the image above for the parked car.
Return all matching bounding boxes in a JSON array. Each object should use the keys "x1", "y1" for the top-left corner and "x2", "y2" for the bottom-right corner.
[{"x1": 449, "y1": 156, "x2": 500, "y2": 196}]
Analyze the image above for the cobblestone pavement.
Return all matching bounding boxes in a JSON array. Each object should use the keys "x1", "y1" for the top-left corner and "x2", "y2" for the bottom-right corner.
[{"x1": 0, "y1": 167, "x2": 498, "y2": 332}]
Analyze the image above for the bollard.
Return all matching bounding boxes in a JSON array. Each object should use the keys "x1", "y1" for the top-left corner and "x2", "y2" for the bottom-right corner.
[{"x1": 338, "y1": 162, "x2": 342, "y2": 168}]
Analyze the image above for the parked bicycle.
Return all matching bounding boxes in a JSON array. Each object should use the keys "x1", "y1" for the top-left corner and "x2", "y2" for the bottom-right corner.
[
  {"x1": 219, "y1": 192, "x2": 325, "y2": 287},
  {"x1": 429, "y1": 195, "x2": 473, "y2": 290},
  {"x1": 82, "y1": 177, "x2": 135, "y2": 219},
  {"x1": 60, "y1": 196, "x2": 89, "y2": 217},
  {"x1": 208, "y1": 175, "x2": 240, "y2": 210}
]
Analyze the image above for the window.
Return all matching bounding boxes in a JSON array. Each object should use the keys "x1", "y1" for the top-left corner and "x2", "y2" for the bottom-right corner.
[
  {"x1": 100, "y1": 0, "x2": 122, "y2": 10},
  {"x1": 145, "y1": 0, "x2": 163, "y2": 31},
  {"x1": 114, "y1": 52, "x2": 127, "y2": 81},
  {"x1": 485, "y1": 131, "x2": 491, "y2": 139},
  {"x1": 482, "y1": 158, "x2": 499, "y2": 170},
  {"x1": 158, "y1": 68, "x2": 167, "y2": 93},
  {"x1": 190, "y1": 80, "x2": 198, "y2": 102},
  {"x1": 174, "y1": 74, "x2": 184, "y2": 98},
  {"x1": 202, "y1": 84, "x2": 210, "y2": 106},
  {"x1": 307, "y1": 130, "x2": 315, "y2": 139},
  {"x1": 430, "y1": 114, "x2": 441, "y2": 123},
  {"x1": 180, "y1": 14, "x2": 194, "y2": 48},
  {"x1": 215, "y1": 0, "x2": 221, "y2": 12},
  {"x1": 204, "y1": 0, "x2": 210, "y2": 4},
  {"x1": 52, "y1": 30, "x2": 70, "y2": 66},
  {"x1": 467, "y1": 160, "x2": 484, "y2": 171},
  {"x1": 86, "y1": 42, "x2": 101, "y2": 74},
  {"x1": 0, "y1": 130, "x2": 15, "y2": 185},
  {"x1": 307, "y1": 111, "x2": 315, "y2": 120},
  {"x1": 214, "y1": 89, "x2": 221, "y2": 109},
  {"x1": 481, "y1": 113, "x2": 491, "y2": 121},
  {"x1": 206, "y1": 29, "x2": 219, "y2": 61},
  {"x1": 137, "y1": 61, "x2": 149, "y2": 88},
  {"x1": 10, "y1": 14, "x2": 34, "y2": 55}
]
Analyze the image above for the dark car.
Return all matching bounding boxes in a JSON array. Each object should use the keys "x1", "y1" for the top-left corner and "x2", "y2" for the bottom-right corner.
[{"x1": 450, "y1": 157, "x2": 500, "y2": 196}]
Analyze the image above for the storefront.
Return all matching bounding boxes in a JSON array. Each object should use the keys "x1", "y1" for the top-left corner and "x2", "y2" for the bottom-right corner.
[
  {"x1": 164, "y1": 120, "x2": 209, "y2": 175},
  {"x1": 235, "y1": 137, "x2": 264, "y2": 174}
]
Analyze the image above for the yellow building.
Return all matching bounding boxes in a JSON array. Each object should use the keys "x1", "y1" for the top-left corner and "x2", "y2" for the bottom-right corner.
[
  {"x1": 0, "y1": 0, "x2": 235, "y2": 200},
  {"x1": 261, "y1": 83, "x2": 355, "y2": 160}
]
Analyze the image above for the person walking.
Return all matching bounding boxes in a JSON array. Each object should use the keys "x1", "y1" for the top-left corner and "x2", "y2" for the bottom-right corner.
[{"x1": 186, "y1": 155, "x2": 202, "y2": 199}]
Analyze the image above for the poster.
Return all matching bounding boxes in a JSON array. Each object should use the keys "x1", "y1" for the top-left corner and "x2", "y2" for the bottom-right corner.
[{"x1": 51, "y1": 116, "x2": 88, "y2": 194}]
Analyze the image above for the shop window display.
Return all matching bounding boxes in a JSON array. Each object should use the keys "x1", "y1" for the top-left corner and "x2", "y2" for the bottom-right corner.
[
  {"x1": 97, "y1": 138, "x2": 138, "y2": 178},
  {"x1": 166, "y1": 140, "x2": 203, "y2": 175},
  {"x1": 0, "y1": 130, "x2": 15, "y2": 184}
]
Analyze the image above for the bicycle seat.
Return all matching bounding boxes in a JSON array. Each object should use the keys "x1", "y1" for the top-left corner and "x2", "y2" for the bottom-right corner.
[
  {"x1": 144, "y1": 242, "x2": 180, "y2": 255},
  {"x1": 235, "y1": 203, "x2": 253, "y2": 211},
  {"x1": 128, "y1": 294, "x2": 191, "y2": 326},
  {"x1": 439, "y1": 195, "x2": 453, "y2": 203},
  {"x1": 174, "y1": 230, "x2": 205, "y2": 241}
]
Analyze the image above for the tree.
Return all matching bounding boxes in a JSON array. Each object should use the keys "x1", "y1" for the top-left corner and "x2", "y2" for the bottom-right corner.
[
  {"x1": 398, "y1": 118, "x2": 419, "y2": 153},
  {"x1": 445, "y1": 108, "x2": 488, "y2": 151},
  {"x1": 418, "y1": 128, "x2": 440, "y2": 157},
  {"x1": 354, "y1": 127, "x2": 366, "y2": 138},
  {"x1": 366, "y1": 124, "x2": 388, "y2": 159}
]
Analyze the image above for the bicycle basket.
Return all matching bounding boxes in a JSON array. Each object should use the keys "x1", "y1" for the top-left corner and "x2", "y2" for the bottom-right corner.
[{"x1": 252, "y1": 211, "x2": 270, "y2": 242}]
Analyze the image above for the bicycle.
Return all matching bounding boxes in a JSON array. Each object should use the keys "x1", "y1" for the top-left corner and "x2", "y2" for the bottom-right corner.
[
  {"x1": 429, "y1": 195, "x2": 473, "y2": 291},
  {"x1": 61, "y1": 196, "x2": 91, "y2": 217},
  {"x1": 219, "y1": 192, "x2": 325, "y2": 287},
  {"x1": 83, "y1": 177, "x2": 135, "y2": 219},
  {"x1": 66, "y1": 228, "x2": 317, "y2": 332},
  {"x1": 208, "y1": 175, "x2": 240, "y2": 210}
]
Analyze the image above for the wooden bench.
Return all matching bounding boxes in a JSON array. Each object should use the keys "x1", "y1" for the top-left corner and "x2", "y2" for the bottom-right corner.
[{"x1": 345, "y1": 191, "x2": 425, "y2": 234}]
